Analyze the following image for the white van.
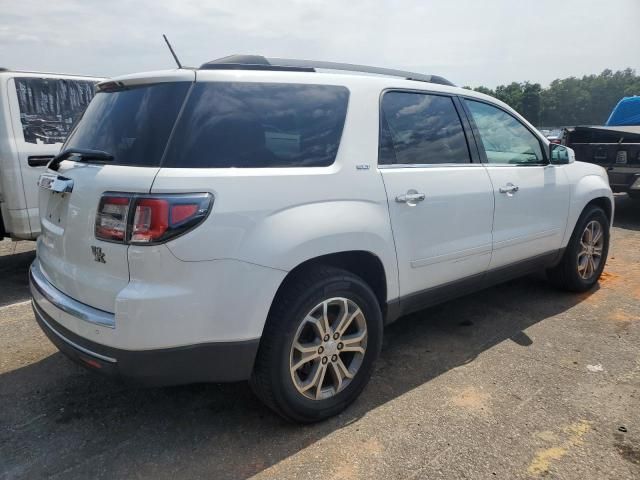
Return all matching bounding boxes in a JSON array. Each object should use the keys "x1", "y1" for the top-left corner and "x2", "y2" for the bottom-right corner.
[{"x1": 0, "y1": 69, "x2": 102, "y2": 239}]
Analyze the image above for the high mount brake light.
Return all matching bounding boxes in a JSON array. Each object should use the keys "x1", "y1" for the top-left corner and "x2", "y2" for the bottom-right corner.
[{"x1": 95, "y1": 193, "x2": 213, "y2": 244}]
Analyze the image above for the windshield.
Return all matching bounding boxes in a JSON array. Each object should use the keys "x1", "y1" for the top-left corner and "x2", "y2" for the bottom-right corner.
[{"x1": 63, "y1": 82, "x2": 191, "y2": 166}]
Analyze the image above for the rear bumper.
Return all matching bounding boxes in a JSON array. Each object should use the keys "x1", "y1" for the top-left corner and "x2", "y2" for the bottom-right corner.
[{"x1": 30, "y1": 263, "x2": 260, "y2": 385}]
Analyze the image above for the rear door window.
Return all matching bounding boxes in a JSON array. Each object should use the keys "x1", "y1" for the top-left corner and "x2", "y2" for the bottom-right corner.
[
  {"x1": 63, "y1": 82, "x2": 191, "y2": 166},
  {"x1": 14, "y1": 77, "x2": 97, "y2": 144},
  {"x1": 379, "y1": 91, "x2": 471, "y2": 165},
  {"x1": 163, "y1": 82, "x2": 349, "y2": 168}
]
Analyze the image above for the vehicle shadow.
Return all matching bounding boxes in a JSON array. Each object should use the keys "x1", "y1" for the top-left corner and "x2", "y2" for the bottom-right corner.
[
  {"x1": 0, "y1": 249, "x2": 35, "y2": 307},
  {"x1": 613, "y1": 194, "x2": 640, "y2": 231},
  {"x1": 0, "y1": 275, "x2": 598, "y2": 479}
]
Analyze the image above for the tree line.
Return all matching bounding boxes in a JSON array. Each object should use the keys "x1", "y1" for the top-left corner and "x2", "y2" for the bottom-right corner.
[{"x1": 463, "y1": 68, "x2": 640, "y2": 127}]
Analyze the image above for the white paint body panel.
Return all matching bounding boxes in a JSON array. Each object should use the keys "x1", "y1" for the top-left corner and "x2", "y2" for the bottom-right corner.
[
  {"x1": 33, "y1": 67, "x2": 613, "y2": 352},
  {"x1": 485, "y1": 164, "x2": 572, "y2": 268},
  {"x1": 37, "y1": 163, "x2": 159, "y2": 312},
  {"x1": 380, "y1": 165, "x2": 494, "y2": 294}
]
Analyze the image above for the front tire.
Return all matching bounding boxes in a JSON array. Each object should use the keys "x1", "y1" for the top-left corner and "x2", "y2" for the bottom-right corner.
[
  {"x1": 250, "y1": 266, "x2": 383, "y2": 423},
  {"x1": 547, "y1": 205, "x2": 610, "y2": 292}
]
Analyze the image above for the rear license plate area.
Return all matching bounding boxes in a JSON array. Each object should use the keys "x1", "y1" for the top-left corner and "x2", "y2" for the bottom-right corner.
[{"x1": 44, "y1": 192, "x2": 70, "y2": 230}]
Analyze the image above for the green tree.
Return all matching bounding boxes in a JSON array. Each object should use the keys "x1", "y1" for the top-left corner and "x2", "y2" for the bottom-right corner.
[
  {"x1": 467, "y1": 69, "x2": 639, "y2": 126},
  {"x1": 521, "y1": 82, "x2": 542, "y2": 126}
]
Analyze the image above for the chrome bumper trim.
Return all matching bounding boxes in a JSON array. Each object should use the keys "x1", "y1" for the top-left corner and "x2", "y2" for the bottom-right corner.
[
  {"x1": 32, "y1": 300, "x2": 117, "y2": 363},
  {"x1": 29, "y1": 260, "x2": 116, "y2": 328}
]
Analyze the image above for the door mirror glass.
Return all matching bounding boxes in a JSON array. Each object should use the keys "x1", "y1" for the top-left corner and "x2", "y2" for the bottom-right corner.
[{"x1": 550, "y1": 144, "x2": 575, "y2": 164}]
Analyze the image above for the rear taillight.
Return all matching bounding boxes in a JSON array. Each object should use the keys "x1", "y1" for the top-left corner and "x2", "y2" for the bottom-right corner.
[
  {"x1": 96, "y1": 196, "x2": 130, "y2": 241},
  {"x1": 95, "y1": 193, "x2": 212, "y2": 244},
  {"x1": 131, "y1": 198, "x2": 170, "y2": 243}
]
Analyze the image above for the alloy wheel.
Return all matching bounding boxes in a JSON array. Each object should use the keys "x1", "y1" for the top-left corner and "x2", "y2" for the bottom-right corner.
[
  {"x1": 289, "y1": 297, "x2": 367, "y2": 400},
  {"x1": 577, "y1": 220, "x2": 604, "y2": 280}
]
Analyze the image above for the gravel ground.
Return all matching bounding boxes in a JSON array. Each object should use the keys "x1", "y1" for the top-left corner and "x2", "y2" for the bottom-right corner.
[{"x1": 0, "y1": 195, "x2": 639, "y2": 479}]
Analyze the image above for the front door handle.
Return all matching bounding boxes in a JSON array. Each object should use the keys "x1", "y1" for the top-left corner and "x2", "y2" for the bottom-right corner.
[
  {"x1": 396, "y1": 192, "x2": 426, "y2": 204},
  {"x1": 499, "y1": 184, "x2": 519, "y2": 194}
]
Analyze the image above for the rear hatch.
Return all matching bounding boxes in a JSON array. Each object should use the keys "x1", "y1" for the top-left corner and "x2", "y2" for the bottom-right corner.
[{"x1": 37, "y1": 71, "x2": 193, "y2": 312}]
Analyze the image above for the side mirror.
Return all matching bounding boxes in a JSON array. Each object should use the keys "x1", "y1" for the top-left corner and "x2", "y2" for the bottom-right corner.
[{"x1": 550, "y1": 144, "x2": 575, "y2": 165}]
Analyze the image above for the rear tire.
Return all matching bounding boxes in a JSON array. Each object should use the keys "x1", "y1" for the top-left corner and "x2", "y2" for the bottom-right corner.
[
  {"x1": 547, "y1": 205, "x2": 609, "y2": 292},
  {"x1": 250, "y1": 265, "x2": 383, "y2": 423}
]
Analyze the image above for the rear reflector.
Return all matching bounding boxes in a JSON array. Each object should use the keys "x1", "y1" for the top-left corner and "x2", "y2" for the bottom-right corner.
[
  {"x1": 95, "y1": 193, "x2": 212, "y2": 244},
  {"x1": 81, "y1": 357, "x2": 103, "y2": 369}
]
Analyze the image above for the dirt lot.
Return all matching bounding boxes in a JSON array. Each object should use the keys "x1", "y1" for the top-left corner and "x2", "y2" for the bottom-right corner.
[{"x1": 1, "y1": 196, "x2": 639, "y2": 480}]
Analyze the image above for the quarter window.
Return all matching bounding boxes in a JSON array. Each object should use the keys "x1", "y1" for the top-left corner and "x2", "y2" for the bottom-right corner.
[
  {"x1": 164, "y1": 83, "x2": 349, "y2": 168},
  {"x1": 379, "y1": 91, "x2": 471, "y2": 165},
  {"x1": 464, "y1": 99, "x2": 545, "y2": 165}
]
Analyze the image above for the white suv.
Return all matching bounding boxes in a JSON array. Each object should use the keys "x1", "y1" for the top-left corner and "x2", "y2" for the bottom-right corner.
[{"x1": 30, "y1": 56, "x2": 613, "y2": 422}]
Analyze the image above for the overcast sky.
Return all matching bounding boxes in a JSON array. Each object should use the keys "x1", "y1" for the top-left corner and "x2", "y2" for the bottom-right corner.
[{"x1": 1, "y1": 0, "x2": 638, "y2": 88}]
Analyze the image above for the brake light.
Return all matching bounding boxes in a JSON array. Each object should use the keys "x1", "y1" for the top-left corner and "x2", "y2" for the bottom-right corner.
[{"x1": 95, "y1": 193, "x2": 212, "y2": 244}]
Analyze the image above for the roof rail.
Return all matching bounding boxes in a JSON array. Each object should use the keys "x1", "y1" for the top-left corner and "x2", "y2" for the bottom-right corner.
[{"x1": 199, "y1": 55, "x2": 455, "y2": 86}]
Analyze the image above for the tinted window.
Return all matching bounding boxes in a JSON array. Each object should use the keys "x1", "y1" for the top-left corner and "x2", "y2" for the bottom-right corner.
[
  {"x1": 164, "y1": 83, "x2": 349, "y2": 168},
  {"x1": 379, "y1": 92, "x2": 471, "y2": 165},
  {"x1": 465, "y1": 100, "x2": 544, "y2": 165},
  {"x1": 14, "y1": 77, "x2": 96, "y2": 144},
  {"x1": 64, "y1": 82, "x2": 190, "y2": 166}
]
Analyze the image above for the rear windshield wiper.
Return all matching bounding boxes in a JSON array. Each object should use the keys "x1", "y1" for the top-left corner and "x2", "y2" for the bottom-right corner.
[{"x1": 49, "y1": 148, "x2": 114, "y2": 171}]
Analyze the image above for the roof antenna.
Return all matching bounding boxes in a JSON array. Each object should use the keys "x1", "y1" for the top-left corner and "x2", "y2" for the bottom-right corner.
[{"x1": 162, "y1": 34, "x2": 182, "y2": 69}]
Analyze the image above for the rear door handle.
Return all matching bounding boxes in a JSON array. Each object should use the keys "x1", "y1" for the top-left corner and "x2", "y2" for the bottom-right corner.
[
  {"x1": 396, "y1": 192, "x2": 426, "y2": 203},
  {"x1": 499, "y1": 184, "x2": 519, "y2": 194}
]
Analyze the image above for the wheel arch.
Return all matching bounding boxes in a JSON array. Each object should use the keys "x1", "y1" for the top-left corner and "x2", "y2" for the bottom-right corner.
[
  {"x1": 269, "y1": 250, "x2": 390, "y2": 320},
  {"x1": 563, "y1": 174, "x2": 614, "y2": 247},
  {"x1": 585, "y1": 196, "x2": 613, "y2": 226}
]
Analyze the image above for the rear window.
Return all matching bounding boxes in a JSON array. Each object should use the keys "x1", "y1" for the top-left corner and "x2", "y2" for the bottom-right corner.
[
  {"x1": 163, "y1": 82, "x2": 349, "y2": 168},
  {"x1": 64, "y1": 82, "x2": 190, "y2": 167},
  {"x1": 14, "y1": 77, "x2": 97, "y2": 144}
]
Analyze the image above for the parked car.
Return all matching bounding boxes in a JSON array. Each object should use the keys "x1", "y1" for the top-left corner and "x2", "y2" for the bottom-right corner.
[
  {"x1": 30, "y1": 56, "x2": 613, "y2": 422},
  {"x1": 0, "y1": 69, "x2": 102, "y2": 239}
]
